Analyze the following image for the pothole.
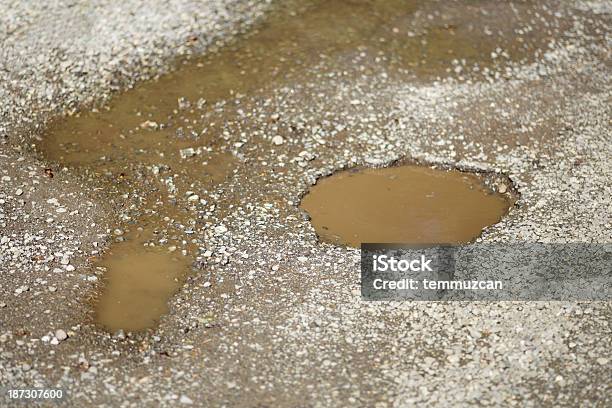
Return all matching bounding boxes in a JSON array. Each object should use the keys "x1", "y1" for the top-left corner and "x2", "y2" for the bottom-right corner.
[{"x1": 300, "y1": 164, "x2": 515, "y2": 247}]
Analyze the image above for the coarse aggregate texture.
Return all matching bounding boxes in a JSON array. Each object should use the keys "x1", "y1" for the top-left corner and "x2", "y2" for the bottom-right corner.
[{"x1": 1, "y1": 0, "x2": 611, "y2": 407}]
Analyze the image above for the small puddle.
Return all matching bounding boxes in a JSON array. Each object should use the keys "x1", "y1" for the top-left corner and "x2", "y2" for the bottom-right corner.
[
  {"x1": 94, "y1": 228, "x2": 191, "y2": 332},
  {"x1": 300, "y1": 165, "x2": 514, "y2": 247},
  {"x1": 35, "y1": 0, "x2": 543, "y2": 331}
]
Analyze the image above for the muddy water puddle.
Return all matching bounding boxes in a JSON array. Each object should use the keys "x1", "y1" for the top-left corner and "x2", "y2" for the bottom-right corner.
[
  {"x1": 94, "y1": 229, "x2": 192, "y2": 332},
  {"x1": 300, "y1": 165, "x2": 514, "y2": 247},
  {"x1": 36, "y1": 0, "x2": 541, "y2": 331}
]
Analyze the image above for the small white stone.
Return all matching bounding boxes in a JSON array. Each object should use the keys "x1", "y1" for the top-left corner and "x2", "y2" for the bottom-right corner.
[
  {"x1": 271, "y1": 135, "x2": 284, "y2": 145},
  {"x1": 447, "y1": 354, "x2": 460, "y2": 364},
  {"x1": 180, "y1": 148, "x2": 197, "y2": 159},
  {"x1": 15, "y1": 188, "x2": 23, "y2": 196},
  {"x1": 214, "y1": 225, "x2": 228, "y2": 234},
  {"x1": 65, "y1": 265, "x2": 75, "y2": 272},
  {"x1": 140, "y1": 120, "x2": 159, "y2": 130},
  {"x1": 55, "y1": 329, "x2": 68, "y2": 341},
  {"x1": 177, "y1": 97, "x2": 191, "y2": 110},
  {"x1": 179, "y1": 395, "x2": 193, "y2": 405}
]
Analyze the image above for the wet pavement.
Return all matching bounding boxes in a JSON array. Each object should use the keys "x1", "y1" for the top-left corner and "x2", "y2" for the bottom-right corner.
[
  {"x1": 1, "y1": 0, "x2": 610, "y2": 407},
  {"x1": 36, "y1": 0, "x2": 540, "y2": 331}
]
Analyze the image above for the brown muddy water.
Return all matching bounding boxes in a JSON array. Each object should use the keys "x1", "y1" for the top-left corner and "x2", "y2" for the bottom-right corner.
[
  {"x1": 36, "y1": 0, "x2": 539, "y2": 331},
  {"x1": 300, "y1": 165, "x2": 514, "y2": 247},
  {"x1": 94, "y1": 231, "x2": 192, "y2": 332}
]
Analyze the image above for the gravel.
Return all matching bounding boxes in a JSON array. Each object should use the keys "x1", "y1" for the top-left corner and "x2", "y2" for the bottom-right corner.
[{"x1": 1, "y1": 0, "x2": 611, "y2": 407}]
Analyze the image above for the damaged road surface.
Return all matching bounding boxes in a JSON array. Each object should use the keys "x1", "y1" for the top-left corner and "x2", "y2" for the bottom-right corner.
[
  {"x1": 1, "y1": 0, "x2": 611, "y2": 406},
  {"x1": 39, "y1": 0, "x2": 524, "y2": 333}
]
